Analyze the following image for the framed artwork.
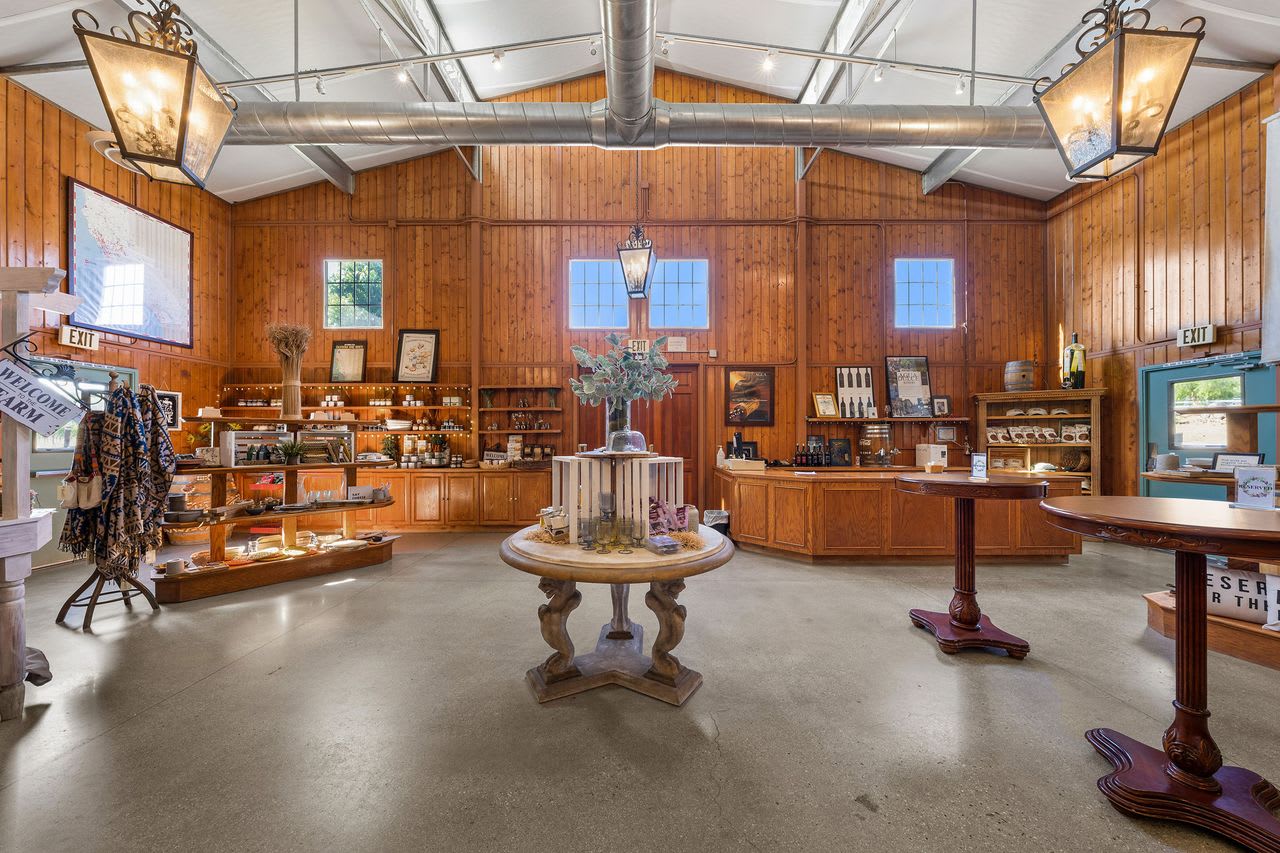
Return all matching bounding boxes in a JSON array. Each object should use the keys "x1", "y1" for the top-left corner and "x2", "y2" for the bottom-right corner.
[
  {"x1": 725, "y1": 368, "x2": 774, "y2": 426},
  {"x1": 885, "y1": 356, "x2": 933, "y2": 417},
  {"x1": 932, "y1": 395, "x2": 952, "y2": 417},
  {"x1": 394, "y1": 329, "x2": 440, "y2": 383},
  {"x1": 829, "y1": 437, "x2": 852, "y2": 467},
  {"x1": 726, "y1": 440, "x2": 759, "y2": 459},
  {"x1": 812, "y1": 393, "x2": 839, "y2": 419},
  {"x1": 934, "y1": 425, "x2": 958, "y2": 443},
  {"x1": 330, "y1": 341, "x2": 368, "y2": 382},
  {"x1": 834, "y1": 366, "x2": 875, "y2": 419},
  {"x1": 1212, "y1": 452, "x2": 1265, "y2": 472},
  {"x1": 806, "y1": 434, "x2": 825, "y2": 446},
  {"x1": 67, "y1": 179, "x2": 193, "y2": 348},
  {"x1": 153, "y1": 390, "x2": 182, "y2": 430}
]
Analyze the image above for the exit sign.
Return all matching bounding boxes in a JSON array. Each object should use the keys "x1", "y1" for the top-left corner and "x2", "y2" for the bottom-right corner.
[
  {"x1": 628, "y1": 338, "x2": 651, "y2": 354},
  {"x1": 1177, "y1": 324, "x2": 1217, "y2": 347},
  {"x1": 58, "y1": 324, "x2": 99, "y2": 351}
]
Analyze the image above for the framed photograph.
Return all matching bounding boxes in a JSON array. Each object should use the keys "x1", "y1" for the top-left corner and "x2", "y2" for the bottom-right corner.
[
  {"x1": 885, "y1": 356, "x2": 933, "y2": 417},
  {"x1": 153, "y1": 390, "x2": 182, "y2": 430},
  {"x1": 934, "y1": 425, "x2": 958, "y2": 443},
  {"x1": 812, "y1": 393, "x2": 839, "y2": 419},
  {"x1": 330, "y1": 341, "x2": 368, "y2": 382},
  {"x1": 1212, "y1": 452, "x2": 1266, "y2": 472},
  {"x1": 829, "y1": 437, "x2": 852, "y2": 467},
  {"x1": 726, "y1": 440, "x2": 760, "y2": 460},
  {"x1": 931, "y1": 395, "x2": 952, "y2": 417},
  {"x1": 394, "y1": 329, "x2": 440, "y2": 383},
  {"x1": 726, "y1": 368, "x2": 774, "y2": 426},
  {"x1": 67, "y1": 179, "x2": 193, "y2": 348},
  {"x1": 834, "y1": 365, "x2": 875, "y2": 419},
  {"x1": 806, "y1": 434, "x2": 825, "y2": 447}
]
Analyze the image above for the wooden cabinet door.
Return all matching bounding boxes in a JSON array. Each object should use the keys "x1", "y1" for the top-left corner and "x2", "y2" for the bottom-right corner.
[
  {"x1": 768, "y1": 483, "x2": 810, "y2": 550},
  {"x1": 445, "y1": 473, "x2": 479, "y2": 525},
  {"x1": 889, "y1": 489, "x2": 952, "y2": 553},
  {"x1": 732, "y1": 480, "x2": 770, "y2": 543},
  {"x1": 356, "y1": 471, "x2": 408, "y2": 526},
  {"x1": 513, "y1": 474, "x2": 552, "y2": 524},
  {"x1": 1017, "y1": 484, "x2": 1081, "y2": 550},
  {"x1": 481, "y1": 474, "x2": 514, "y2": 524},
  {"x1": 412, "y1": 474, "x2": 444, "y2": 524},
  {"x1": 975, "y1": 500, "x2": 1015, "y2": 553},
  {"x1": 818, "y1": 484, "x2": 886, "y2": 554}
]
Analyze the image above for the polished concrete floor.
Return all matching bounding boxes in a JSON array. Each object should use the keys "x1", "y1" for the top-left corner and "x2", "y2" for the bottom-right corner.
[{"x1": 1, "y1": 533, "x2": 1277, "y2": 852}]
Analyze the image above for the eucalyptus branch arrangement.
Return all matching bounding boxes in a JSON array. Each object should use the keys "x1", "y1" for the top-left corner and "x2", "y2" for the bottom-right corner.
[{"x1": 569, "y1": 333, "x2": 678, "y2": 406}]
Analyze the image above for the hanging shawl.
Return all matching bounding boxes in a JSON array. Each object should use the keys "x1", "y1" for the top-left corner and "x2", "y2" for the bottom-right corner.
[{"x1": 58, "y1": 385, "x2": 176, "y2": 578}]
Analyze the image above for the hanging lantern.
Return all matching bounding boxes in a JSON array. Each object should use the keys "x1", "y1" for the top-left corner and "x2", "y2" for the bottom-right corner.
[
  {"x1": 617, "y1": 224, "x2": 656, "y2": 300},
  {"x1": 72, "y1": 2, "x2": 236, "y2": 188},
  {"x1": 1033, "y1": 2, "x2": 1203, "y2": 181}
]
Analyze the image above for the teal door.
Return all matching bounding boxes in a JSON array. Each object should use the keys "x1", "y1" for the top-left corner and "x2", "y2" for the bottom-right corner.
[
  {"x1": 31, "y1": 360, "x2": 138, "y2": 568},
  {"x1": 1139, "y1": 352, "x2": 1275, "y2": 499}
]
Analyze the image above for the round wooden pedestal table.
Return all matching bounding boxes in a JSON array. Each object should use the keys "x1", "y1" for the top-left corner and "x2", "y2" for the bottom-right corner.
[
  {"x1": 499, "y1": 525, "x2": 735, "y2": 706},
  {"x1": 1041, "y1": 496, "x2": 1280, "y2": 852},
  {"x1": 896, "y1": 473, "x2": 1049, "y2": 658}
]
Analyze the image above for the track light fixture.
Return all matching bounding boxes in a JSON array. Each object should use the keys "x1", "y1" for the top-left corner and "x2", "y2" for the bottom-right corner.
[
  {"x1": 872, "y1": 63, "x2": 885, "y2": 83},
  {"x1": 762, "y1": 48, "x2": 777, "y2": 72},
  {"x1": 491, "y1": 50, "x2": 504, "y2": 70},
  {"x1": 955, "y1": 74, "x2": 967, "y2": 95}
]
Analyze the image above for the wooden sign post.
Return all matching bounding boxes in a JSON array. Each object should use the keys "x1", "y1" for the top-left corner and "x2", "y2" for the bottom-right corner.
[{"x1": 0, "y1": 268, "x2": 78, "y2": 722}]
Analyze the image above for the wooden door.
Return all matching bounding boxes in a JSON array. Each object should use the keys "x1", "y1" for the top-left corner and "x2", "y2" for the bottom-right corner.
[
  {"x1": 481, "y1": 474, "x2": 514, "y2": 524},
  {"x1": 412, "y1": 474, "x2": 444, "y2": 524},
  {"x1": 732, "y1": 479, "x2": 770, "y2": 543},
  {"x1": 575, "y1": 364, "x2": 700, "y2": 505},
  {"x1": 514, "y1": 474, "x2": 552, "y2": 524},
  {"x1": 818, "y1": 483, "x2": 887, "y2": 554},
  {"x1": 445, "y1": 473, "x2": 479, "y2": 525},
  {"x1": 768, "y1": 483, "x2": 810, "y2": 550}
]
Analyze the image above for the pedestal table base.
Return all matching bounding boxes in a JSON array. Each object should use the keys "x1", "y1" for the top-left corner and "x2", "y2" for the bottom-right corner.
[
  {"x1": 909, "y1": 609, "x2": 1029, "y2": 659},
  {"x1": 526, "y1": 621, "x2": 702, "y2": 706}
]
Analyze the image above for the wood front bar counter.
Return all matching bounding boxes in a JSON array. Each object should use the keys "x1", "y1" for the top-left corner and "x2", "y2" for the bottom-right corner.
[{"x1": 711, "y1": 467, "x2": 1082, "y2": 560}]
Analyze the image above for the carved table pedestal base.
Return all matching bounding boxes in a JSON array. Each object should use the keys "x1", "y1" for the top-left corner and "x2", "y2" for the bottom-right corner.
[{"x1": 908, "y1": 609, "x2": 1030, "y2": 659}]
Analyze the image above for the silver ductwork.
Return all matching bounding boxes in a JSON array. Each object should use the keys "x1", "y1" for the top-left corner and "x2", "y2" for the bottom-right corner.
[
  {"x1": 601, "y1": 0, "x2": 656, "y2": 145},
  {"x1": 225, "y1": 100, "x2": 1054, "y2": 150}
]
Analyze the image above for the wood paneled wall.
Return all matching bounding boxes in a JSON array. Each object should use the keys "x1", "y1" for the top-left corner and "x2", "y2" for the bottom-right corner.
[
  {"x1": 229, "y1": 70, "x2": 1049, "y2": 498},
  {"x1": 1047, "y1": 75, "x2": 1274, "y2": 494},
  {"x1": 0, "y1": 79, "x2": 232, "y2": 431}
]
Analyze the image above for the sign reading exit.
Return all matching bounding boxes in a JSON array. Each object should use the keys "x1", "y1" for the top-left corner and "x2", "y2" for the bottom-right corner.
[{"x1": 1177, "y1": 324, "x2": 1217, "y2": 347}]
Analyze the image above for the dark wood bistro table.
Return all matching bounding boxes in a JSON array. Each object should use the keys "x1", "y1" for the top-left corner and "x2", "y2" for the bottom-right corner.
[
  {"x1": 499, "y1": 525, "x2": 735, "y2": 706},
  {"x1": 896, "y1": 473, "x2": 1049, "y2": 659},
  {"x1": 1041, "y1": 495, "x2": 1280, "y2": 852}
]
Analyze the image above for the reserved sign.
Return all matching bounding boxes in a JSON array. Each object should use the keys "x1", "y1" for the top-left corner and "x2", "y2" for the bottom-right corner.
[{"x1": 0, "y1": 359, "x2": 82, "y2": 436}]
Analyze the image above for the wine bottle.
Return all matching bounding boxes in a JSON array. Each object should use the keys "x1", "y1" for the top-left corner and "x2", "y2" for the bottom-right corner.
[
  {"x1": 855, "y1": 369, "x2": 862, "y2": 388},
  {"x1": 840, "y1": 398, "x2": 847, "y2": 418},
  {"x1": 838, "y1": 370, "x2": 845, "y2": 389}
]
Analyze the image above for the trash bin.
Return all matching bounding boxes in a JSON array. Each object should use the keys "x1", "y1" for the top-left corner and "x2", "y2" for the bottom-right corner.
[{"x1": 704, "y1": 509, "x2": 729, "y2": 536}]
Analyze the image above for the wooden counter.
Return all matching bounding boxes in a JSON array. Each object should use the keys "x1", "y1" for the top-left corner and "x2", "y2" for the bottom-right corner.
[{"x1": 710, "y1": 467, "x2": 1082, "y2": 560}]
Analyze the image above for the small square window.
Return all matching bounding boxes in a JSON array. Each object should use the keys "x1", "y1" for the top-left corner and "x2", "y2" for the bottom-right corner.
[
  {"x1": 893, "y1": 258, "x2": 955, "y2": 329},
  {"x1": 323, "y1": 259, "x2": 384, "y2": 329}
]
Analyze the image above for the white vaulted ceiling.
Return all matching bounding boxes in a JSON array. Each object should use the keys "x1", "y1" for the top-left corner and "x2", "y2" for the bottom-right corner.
[{"x1": 1, "y1": 0, "x2": 1276, "y2": 202}]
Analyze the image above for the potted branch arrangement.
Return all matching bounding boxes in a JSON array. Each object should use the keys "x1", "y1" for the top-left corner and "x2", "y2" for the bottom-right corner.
[
  {"x1": 569, "y1": 333, "x2": 678, "y2": 453},
  {"x1": 267, "y1": 323, "x2": 312, "y2": 419}
]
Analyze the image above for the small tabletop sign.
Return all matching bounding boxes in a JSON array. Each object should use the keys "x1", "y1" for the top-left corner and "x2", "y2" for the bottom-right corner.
[
  {"x1": 0, "y1": 358, "x2": 83, "y2": 436},
  {"x1": 1232, "y1": 466, "x2": 1277, "y2": 510},
  {"x1": 970, "y1": 452, "x2": 989, "y2": 481}
]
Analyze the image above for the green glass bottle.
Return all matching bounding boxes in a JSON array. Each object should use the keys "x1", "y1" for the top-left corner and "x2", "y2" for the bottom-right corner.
[{"x1": 1062, "y1": 333, "x2": 1086, "y2": 389}]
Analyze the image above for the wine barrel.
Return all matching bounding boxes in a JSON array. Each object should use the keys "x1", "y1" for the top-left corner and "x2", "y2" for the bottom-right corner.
[{"x1": 1003, "y1": 360, "x2": 1036, "y2": 392}]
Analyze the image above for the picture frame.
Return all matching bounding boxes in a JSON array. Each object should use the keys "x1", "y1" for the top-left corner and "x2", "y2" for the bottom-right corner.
[
  {"x1": 725, "y1": 368, "x2": 775, "y2": 426},
  {"x1": 885, "y1": 356, "x2": 933, "y2": 418},
  {"x1": 394, "y1": 329, "x2": 440, "y2": 383},
  {"x1": 1212, "y1": 452, "x2": 1266, "y2": 472},
  {"x1": 330, "y1": 340, "x2": 368, "y2": 383},
  {"x1": 970, "y1": 452, "x2": 989, "y2": 480},
  {"x1": 834, "y1": 365, "x2": 875, "y2": 419},
  {"x1": 934, "y1": 425, "x2": 958, "y2": 443},
  {"x1": 828, "y1": 437, "x2": 852, "y2": 467},
  {"x1": 67, "y1": 179, "x2": 194, "y2": 348},
  {"x1": 153, "y1": 390, "x2": 182, "y2": 430},
  {"x1": 812, "y1": 393, "x2": 839, "y2": 419},
  {"x1": 806, "y1": 434, "x2": 825, "y2": 447},
  {"x1": 931, "y1": 395, "x2": 952, "y2": 417},
  {"x1": 726, "y1": 440, "x2": 759, "y2": 460}
]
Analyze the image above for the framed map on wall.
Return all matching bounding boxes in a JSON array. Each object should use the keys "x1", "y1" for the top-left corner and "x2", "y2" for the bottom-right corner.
[{"x1": 67, "y1": 179, "x2": 193, "y2": 348}]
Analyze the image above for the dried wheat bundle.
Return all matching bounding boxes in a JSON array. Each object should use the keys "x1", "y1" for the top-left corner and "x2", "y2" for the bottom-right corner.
[
  {"x1": 668, "y1": 530, "x2": 705, "y2": 550},
  {"x1": 267, "y1": 323, "x2": 312, "y2": 418}
]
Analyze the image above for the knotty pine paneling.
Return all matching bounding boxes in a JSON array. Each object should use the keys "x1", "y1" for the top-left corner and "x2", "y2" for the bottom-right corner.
[
  {"x1": 0, "y1": 79, "x2": 230, "y2": 423},
  {"x1": 1047, "y1": 76, "x2": 1272, "y2": 494}
]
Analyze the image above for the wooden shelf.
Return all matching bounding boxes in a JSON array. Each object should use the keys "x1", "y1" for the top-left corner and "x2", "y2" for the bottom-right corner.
[
  {"x1": 1145, "y1": 590, "x2": 1280, "y2": 671},
  {"x1": 479, "y1": 429, "x2": 562, "y2": 435},
  {"x1": 175, "y1": 460, "x2": 395, "y2": 476},
  {"x1": 974, "y1": 388, "x2": 1107, "y2": 401},
  {"x1": 358, "y1": 429, "x2": 471, "y2": 436},
  {"x1": 162, "y1": 500, "x2": 395, "y2": 530},
  {"x1": 986, "y1": 414, "x2": 1090, "y2": 421},
  {"x1": 975, "y1": 387, "x2": 1105, "y2": 494},
  {"x1": 478, "y1": 385, "x2": 560, "y2": 390},
  {"x1": 184, "y1": 415, "x2": 380, "y2": 427},
  {"x1": 806, "y1": 416, "x2": 970, "y2": 424},
  {"x1": 995, "y1": 442, "x2": 1094, "y2": 448},
  {"x1": 479, "y1": 407, "x2": 561, "y2": 412},
  {"x1": 298, "y1": 405, "x2": 468, "y2": 411}
]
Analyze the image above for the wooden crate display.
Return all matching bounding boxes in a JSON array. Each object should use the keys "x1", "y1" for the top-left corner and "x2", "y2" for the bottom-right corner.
[{"x1": 552, "y1": 454, "x2": 684, "y2": 544}]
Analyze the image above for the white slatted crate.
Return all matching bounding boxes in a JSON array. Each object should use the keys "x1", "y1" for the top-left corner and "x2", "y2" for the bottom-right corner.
[{"x1": 552, "y1": 454, "x2": 684, "y2": 543}]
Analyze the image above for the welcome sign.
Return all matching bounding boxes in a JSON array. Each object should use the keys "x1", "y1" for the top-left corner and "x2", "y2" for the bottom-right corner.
[{"x1": 0, "y1": 359, "x2": 83, "y2": 436}]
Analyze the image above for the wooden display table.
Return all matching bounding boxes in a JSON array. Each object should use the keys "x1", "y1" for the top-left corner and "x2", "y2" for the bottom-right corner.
[
  {"x1": 896, "y1": 474, "x2": 1048, "y2": 658},
  {"x1": 499, "y1": 525, "x2": 734, "y2": 706},
  {"x1": 1041, "y1": 496, "x2": 1280, "y2": 851}
]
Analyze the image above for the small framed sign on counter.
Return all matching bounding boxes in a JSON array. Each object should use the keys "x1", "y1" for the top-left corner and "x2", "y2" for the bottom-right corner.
[
  {"x1": 1231, "y1": 466, "x2": 1278, "y2": 510},
  {"x1": 970, "y1": 452, "x2": 988, "y2": 481}
]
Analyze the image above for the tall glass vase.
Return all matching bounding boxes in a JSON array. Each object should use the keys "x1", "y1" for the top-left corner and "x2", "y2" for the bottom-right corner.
[{"x1": 605, "y1": 398, "x2": 647, "y2": 453}]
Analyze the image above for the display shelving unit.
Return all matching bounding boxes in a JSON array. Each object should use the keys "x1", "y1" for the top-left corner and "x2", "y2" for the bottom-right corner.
[
  {"x1": 477, "y1": 385, "x2": 564, "y2": 458},
  {"x1": 973, "y1": 388, "x2": 1105, "y2": 495}
]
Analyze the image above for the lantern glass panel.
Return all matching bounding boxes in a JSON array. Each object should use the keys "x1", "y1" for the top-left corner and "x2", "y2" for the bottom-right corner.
[
  {"x1": 82, "y1": 33, "x2": 190, "y2": 163},
  {"x1": 136, "y1": 162, "x2": 194, "y2": 184},
  {"x1": 618, "y1": 245, "x2": 655, "y2": 299},
  {"x1": 182, "y1": 63, "x2": 233, "y2": 182},
  {"x1": 1117, "y1": 32, "x2": 1197, "y2": 149},
  {"x1": 1037, "y1": 39, "x2": 1117, "y2": 173},
  {"x1": 1076, "y1": 151, "x2": 1147, "y2": 181}
]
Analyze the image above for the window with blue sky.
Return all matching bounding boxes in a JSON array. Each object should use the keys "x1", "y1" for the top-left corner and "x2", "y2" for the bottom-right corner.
[
  {"x1": 893, "y1": 258, "x2": 955, "y2": 329},
  {"x1": 570, "y1": 259, "x2": 710, "y2": 329}
]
